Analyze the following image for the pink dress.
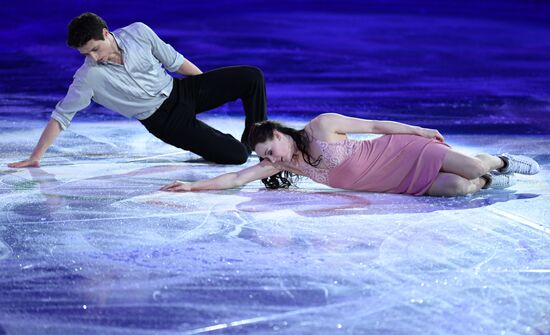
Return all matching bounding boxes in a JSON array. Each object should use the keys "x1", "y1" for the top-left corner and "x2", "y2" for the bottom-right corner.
[{"x1": 280, "y1": 134, "x2": 450, "y2": 196}]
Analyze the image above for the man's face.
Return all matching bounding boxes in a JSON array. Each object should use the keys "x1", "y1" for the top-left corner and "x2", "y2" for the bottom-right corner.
[{"x1": 77, "y1": 28, "x2": 112, "y2": 63}]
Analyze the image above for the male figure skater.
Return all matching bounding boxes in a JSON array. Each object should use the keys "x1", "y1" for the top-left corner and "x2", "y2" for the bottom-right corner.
[{"x1": 8, "y1": 12, "x2": 266, "y2": 168}]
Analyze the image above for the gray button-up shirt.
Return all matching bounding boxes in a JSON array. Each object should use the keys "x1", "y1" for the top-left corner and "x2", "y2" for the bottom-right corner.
[{"x1": 51, "y1": 22, "x2": 185, "y2": 130}]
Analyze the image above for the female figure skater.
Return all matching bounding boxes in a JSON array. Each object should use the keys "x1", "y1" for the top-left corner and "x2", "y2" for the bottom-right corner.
[{"x1": 161, "y1": 113, "x2": 540, "y2": 196}]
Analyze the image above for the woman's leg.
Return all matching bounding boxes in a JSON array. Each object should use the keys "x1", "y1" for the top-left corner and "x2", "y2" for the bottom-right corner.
[
  {"x1": 426, "y1": 172, "x2": 486, "y2": 196},
  {"x1": 440, "y1": 149, "x2": 504, "y2": 180}
]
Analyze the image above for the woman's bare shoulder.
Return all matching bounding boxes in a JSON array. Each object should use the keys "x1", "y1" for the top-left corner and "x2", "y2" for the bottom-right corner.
[{"x1": 306, "y1": 114, "x2": 347, "y2": 142}]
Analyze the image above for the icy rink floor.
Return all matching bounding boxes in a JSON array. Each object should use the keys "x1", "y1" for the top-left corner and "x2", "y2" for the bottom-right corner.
[{"x1": 0, "y1": 117, "x2": 549, "y2": 335}]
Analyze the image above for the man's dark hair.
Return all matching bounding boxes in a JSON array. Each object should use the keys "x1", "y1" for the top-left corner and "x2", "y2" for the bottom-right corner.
[{"x1": 67, "y1": 12, "x2": 108, "y2": 48}]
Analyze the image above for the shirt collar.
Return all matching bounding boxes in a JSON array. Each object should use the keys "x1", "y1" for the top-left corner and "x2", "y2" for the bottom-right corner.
[{"x1": 110, "y1": 31, "x2": 125, "y2": 54}]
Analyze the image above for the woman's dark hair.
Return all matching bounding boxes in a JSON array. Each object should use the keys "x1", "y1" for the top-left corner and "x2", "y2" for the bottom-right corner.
[
  {"x1": 67, "y1": 12, "x2": 108, "y2": 48},
  {"x1": 249, "y1": 121, "x2": 321, "y2": 189}
]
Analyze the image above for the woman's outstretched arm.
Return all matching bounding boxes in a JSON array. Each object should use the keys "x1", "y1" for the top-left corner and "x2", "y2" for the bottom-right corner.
[
  {"x1": 311, "y1": 113, "x2": 444, "y2": 141},
  {"x1": 161, "y1": 161, "x2": 281, "y2": 192}
]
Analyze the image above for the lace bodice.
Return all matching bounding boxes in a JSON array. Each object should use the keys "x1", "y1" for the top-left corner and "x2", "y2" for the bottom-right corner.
[{"x1": 283, "y1": 137, "x2": 360, "y2": 185}]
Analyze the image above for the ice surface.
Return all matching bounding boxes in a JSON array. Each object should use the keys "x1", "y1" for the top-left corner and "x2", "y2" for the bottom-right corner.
[{"x1": 0, "y1": 118, "x2": 549, "y2": 335}]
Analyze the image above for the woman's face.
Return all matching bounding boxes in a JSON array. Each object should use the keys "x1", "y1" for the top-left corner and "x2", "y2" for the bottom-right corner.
[{"x1": 254, "y1": 130, "x2": 295, "y2": 164}]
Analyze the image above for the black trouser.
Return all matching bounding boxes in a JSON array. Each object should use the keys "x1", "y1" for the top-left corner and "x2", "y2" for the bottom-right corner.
[{"x1": 140, "y1": 66, "x2": 267, "y2": 164}]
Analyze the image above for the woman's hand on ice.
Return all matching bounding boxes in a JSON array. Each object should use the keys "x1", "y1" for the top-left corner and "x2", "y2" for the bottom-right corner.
[{"x1": 160, "y1": 181, "x2": 193, "y2": 192}]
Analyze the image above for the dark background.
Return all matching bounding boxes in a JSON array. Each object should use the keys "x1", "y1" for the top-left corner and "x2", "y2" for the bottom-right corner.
[{"x1": 1, "y1": 0, "x2": 549, "y2": 133}]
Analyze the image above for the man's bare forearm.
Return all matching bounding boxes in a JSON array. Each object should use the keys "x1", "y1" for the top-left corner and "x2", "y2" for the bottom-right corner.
[
  {"x1": 8, "y1": 119, "x2": 62, "y2": 168},
  {"x1": 30, "y1": 119, "x2": 62, "y2": 161}
]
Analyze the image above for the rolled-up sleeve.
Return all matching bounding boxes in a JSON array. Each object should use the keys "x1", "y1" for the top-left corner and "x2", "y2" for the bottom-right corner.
[
  {"x1": 51, "y1": 67, "x2": 93, "y2": 130},
  {"x1": 135, "y1": 22, "x2": 185, "y2": 72}
]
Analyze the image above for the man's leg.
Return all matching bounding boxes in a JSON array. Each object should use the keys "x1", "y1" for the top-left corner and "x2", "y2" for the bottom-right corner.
[
  {"x1": 168, "y1": 118, "x2": 249, "y2": 165},
  {"x1": 190, "y1": 119, "x2": 249, "y2": 164},
  {"x1": 143, "y1": 117, "x2": 248, "y2": 164},
  {"x1": 192, "y1": 66, "x2": 268, "y2": 147},
  {"x1": 142, "y1": 77, "x2": 249, "y2": 164}
]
